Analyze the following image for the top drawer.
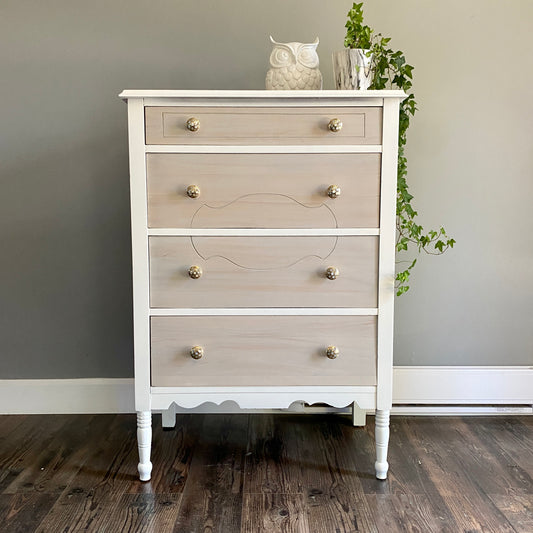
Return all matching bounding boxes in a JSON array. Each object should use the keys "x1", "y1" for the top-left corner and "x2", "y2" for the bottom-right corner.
[{"x1": 145, "y1": 107, "x2": 382, "y2": 145}]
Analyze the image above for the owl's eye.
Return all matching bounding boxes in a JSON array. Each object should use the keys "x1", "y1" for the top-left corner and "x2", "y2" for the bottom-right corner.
[
  {"x1": 271, "y1": 47, "x2": 292, "y2": 66},
  {"x1": 297, "y1": 47, "x2": 318, "y2": 67}
]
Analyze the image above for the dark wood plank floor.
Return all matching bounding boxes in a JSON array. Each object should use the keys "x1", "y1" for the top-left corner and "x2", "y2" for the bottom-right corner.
[{"x1": 0, "y1": 413, "x2": 531, "y2": 532}]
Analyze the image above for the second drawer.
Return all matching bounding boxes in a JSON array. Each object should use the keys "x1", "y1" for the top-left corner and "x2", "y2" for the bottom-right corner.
[
  {"x1": 146, "y1": 153, "x2": 381, "y2": 229},
  {"x1": 149, "y1": 236, "x2": 378, "y2": 308}
]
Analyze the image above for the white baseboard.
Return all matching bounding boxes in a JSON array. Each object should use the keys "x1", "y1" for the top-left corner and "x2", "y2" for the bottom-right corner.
[
  {"x1": 0, "y1": 366, "x2": 531, "y2": 415},
  {"x1": 0, "y1": 378, "x2": 135, "y2": 415},
  {"x1": 392, "y1": 366, "x2": 533, "y2": 404}
]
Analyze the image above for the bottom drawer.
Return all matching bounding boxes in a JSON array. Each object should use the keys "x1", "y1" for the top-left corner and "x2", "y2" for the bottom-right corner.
[{"x1": 150, "y1": 316, "x2": 376, "y2": 387}]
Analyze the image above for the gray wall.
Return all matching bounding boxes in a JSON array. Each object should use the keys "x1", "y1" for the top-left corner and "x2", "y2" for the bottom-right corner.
[{"x1": 1, "y1": 0, "x2": 532, "y2": 378}]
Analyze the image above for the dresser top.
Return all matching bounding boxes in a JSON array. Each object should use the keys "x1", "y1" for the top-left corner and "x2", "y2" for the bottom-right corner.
[{"x1": 119, "y1": 89, "x2": 406, "y2": 101}]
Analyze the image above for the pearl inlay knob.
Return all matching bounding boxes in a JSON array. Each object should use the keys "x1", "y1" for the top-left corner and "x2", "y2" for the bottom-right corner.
[
  {"x1": 186, "y1": 117, "x2": 200, "y2": 132},
  {"x1": 190, "y1": 346, "x2": 204, "y2": 359},
  {"x1": 325, "y1": 266, "x2": 340, "y2": 280},
  {"x1": 188, "y1": 266, "x2": 202, "y2": 279},
  {"x1": 326, "y1": 346, "x2": 340, "y2": 359},
  {"x1": 328, "y1": 118, "x2": 343, "y2": 132},
  {"x1": 327, "y1": 185, "x2": 341, "y2": 199},
  {"x1": 186, "y1": 185, "x2": 201, "y2": 198}
]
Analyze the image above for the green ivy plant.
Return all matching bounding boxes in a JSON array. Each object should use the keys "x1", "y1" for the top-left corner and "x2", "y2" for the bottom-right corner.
[{"x1": 344, "y1": 2, "x2": 455, "y2": 295}]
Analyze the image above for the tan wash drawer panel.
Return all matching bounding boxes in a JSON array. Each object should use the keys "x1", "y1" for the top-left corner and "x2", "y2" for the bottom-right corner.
[
  {"x1": 150, "y1": 315, "x2": 377, "y2": 387},
  {"x1": 145, "y1": 106, "x2": 382, "y2": 145},
  {"x1": 149, "y1": 236, "x2": 378, "y2": 308},
  {"x1": 146, "y1": 153, "x2": 381, "y2": 229}
]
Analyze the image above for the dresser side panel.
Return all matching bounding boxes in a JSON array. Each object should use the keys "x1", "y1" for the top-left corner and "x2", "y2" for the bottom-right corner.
[
  {"x1": 376, "y1": 98, "x2": 401, "y2": 410},
  {"x1": 127, "y1": 98, "x2": 151, "y2": 412}
]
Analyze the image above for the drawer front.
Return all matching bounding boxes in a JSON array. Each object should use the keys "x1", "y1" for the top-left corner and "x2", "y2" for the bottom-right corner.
[
  {"x1": 147, "y1": 153, "x2": 381, "y2": 229},
  {"x1": 149, "y1": 236, "x2": 378, "y2": 308},
  {"x1": 145, "y1": 106, "x2": 382, "y2": 145},
  {"x1": 151, "y1": 315, "x2": 377, "y2": 387}
]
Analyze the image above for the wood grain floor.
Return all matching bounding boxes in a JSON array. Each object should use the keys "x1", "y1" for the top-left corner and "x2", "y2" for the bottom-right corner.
[{"x1": 0, "y1": 413, "x2": 531, "y2": 532}]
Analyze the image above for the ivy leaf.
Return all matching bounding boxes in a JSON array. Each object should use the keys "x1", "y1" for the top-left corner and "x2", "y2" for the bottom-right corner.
[{"x1": 435, "y1": 240, "x2": 445, "y2": 252}]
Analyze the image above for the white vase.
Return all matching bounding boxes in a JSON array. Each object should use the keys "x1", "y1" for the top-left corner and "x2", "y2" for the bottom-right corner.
[{"x1": 332, "y1": 49, "x2": 373, "y2": 90}]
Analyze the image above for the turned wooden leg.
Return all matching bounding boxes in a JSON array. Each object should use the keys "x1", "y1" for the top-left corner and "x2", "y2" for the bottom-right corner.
[
  {"x1": 137, "y1": 411, "x2": 152, "y2": 481},
  {"x1": 352, "y1": 401, "x2": 367, "y2": 426},
  {"x1": 161, "y1": 405, "x2": 177, "y2": 429},
  {"x1": 375, "y1": 409, "x2": 390, "y2": 480}
]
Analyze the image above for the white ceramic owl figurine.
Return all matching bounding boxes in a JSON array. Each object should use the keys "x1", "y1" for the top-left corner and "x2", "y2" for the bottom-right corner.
[{"x1": 266, "y1": 36, "x2": 323, "y2": 90}]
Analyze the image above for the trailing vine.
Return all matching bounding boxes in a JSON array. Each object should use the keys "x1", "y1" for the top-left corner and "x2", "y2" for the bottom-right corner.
[{"x1": 344, "y1": 3, "x2": 455, "y2": 295}]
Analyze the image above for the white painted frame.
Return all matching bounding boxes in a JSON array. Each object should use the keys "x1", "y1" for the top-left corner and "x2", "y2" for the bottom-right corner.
[
  {"x1": 375, "y1": 97, "x2": 400, "y2": 479},
  {"x1": 147, "y1": 228, "x2": 380, "y2": 236},
  {"x1": 119, "y1": 89, "x2": 405, "y2": 108},
  {"x1": 376, "y1": 98, "x2": 401, "y2": 414},
  {"x1": 150, "y1": 386, "x2": 377, "y2": 410},
  {"x1": 122, "y1": 90, "x2": 405, "y2": 481},
  {"x1": 146, "y1": 145, "x2": 382, "y2": 153},
  {"x1": 127, "y1": 98, "x2": 151, "y2": 414},
  {"x1": 149, "y1": 308, "x2": 379, "y2": 316}
]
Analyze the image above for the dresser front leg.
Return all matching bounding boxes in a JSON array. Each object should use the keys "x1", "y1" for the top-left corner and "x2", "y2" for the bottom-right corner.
[
  {"x1": 137, "y1": 411, "x2": 152, "y2": 481},
  {"x1": 374, "y1": 409, "x2": 390, "y2": 480}
]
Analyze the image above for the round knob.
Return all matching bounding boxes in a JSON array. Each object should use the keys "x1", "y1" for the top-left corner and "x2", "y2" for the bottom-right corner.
[
  {"x1": 188, "y1": 265, "x2": 202, "y2": 279},
  {"x1": 186, "y1": 185, "x2": 201, "y2": 199},
  {"x1": 190, "y1": 346, "x2": 204, "y2": 359},
  {"x1": 326, "y1": 346, "x2": 339, "y2": 359},
  {"x1": 186, "y1": 117, "x2": 200, "y2": 132},
  {"x1": 328, "y1": 118, "x2": 343, "y2": 132},
  {"x1": 325, "y1": 266, "x2": 340, "y2": 280},
  {"x1": 326, "y1": 185, "x2": 341, "y2": 199}
]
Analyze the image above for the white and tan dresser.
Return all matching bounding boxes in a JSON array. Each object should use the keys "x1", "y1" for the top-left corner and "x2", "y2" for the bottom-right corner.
[{"x1": 120, "y1": 89, "x2": 404, "y2": 481}]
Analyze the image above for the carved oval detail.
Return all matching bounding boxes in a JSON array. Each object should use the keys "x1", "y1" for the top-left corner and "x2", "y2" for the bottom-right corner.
[
  {"x1": 190, "y1": 193, "x2": 337, "y2": 229},
  {"x1": 190, "y1": 235, "x2": 338, "y2": 270}
]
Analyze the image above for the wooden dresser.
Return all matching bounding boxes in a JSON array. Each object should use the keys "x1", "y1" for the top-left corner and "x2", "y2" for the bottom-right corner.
[{"x1": 120, "y1": 90, "x2": 404, "y2": 481}]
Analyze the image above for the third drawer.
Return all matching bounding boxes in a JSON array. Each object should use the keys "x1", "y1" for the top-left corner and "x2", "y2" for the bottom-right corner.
[{"x1": 149, "y1": 235, "x2": 378, "y2": 308}]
